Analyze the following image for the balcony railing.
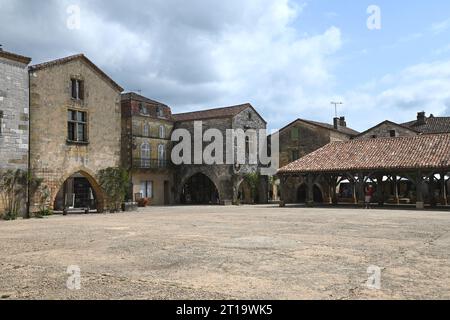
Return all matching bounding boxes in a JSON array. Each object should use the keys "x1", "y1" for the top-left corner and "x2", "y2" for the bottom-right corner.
[{"x1": 133, "y1": 158, "x2": 170, "y2": 169}]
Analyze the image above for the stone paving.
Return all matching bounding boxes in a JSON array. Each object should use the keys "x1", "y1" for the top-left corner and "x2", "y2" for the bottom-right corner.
[{"x1": 0, "y1": 205, "x2": 449, "y2": 300}]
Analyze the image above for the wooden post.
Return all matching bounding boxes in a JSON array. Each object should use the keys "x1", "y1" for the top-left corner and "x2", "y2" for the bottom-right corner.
[
  {"x1": 377, "y1": 174, "x2": 385, "y2": 206},
  {"x1": 416, "y1": 171, "x2": 425, "y2": 209},
  {"x1": 393, "y1": 175, "x2": 400, "y2": 205},
  {"x1": 441, "y1": 172, "x2": 448, "y2": 206},
  {"x1": 357, "y1": 173, "x2": 365, "y2": 206}
]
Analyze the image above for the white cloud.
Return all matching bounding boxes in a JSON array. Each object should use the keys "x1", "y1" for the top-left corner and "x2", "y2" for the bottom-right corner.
[{"x1": 342, "y1": 59, "x2": 450, "y2": 129}]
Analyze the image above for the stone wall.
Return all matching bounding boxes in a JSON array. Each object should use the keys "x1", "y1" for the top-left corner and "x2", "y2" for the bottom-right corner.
[
  {"x1": 173, "y1": 106, "x2": 268, "y2": 204},
  {"x1": 29, "y1": 58, "x2": 122, "y2": 211},
  {"x1": 356, "y1": 122, "x2": 418, "y2": 140},
  {"x1": 0, "y1": 56, "x2": 29, "y2": 171}
]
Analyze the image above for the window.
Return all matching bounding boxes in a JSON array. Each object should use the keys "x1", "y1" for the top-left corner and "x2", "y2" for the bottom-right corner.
[
  {"x1": 0, "y1": 110, "x2": 3, "y2": 135},
  {"x1": 143, "y1": 123, "x2": 149, "y2": 136},
  {"x1": 71, "y1": 79, "x2": 84, "y2": 100},
  {"x1": 157, "y1": 106, "x2": 164, "y2": 118},
  {"x1": 291, "y1": 127, "x2": 299, "y2": 141},
  {"x1": 139, "y1": 103, "x2": 148, "y2": 115},
  {"x1": 140, "y1": 181, "x2": 153, "y2": 198},
  {"x1": 159, "y1": 125, "x2": 165, "y2": 139},
  {"x1": 389, "y1": 130, "x2": 397, "y2": 137},
  {"x1": 371, "y1": 135, "x2": 377, "y2": 139},
  {"x1": 248, "y1": 112, "x2": 252, "y2": 120},
  {"x1": 158, "y1": 144, "x2": 166, "y2": 167},
  {"x1": 141, "y1": 142, "x2": 151, "y2": 167},
  {"x1": 68, "y1": 110, "x2": 88, "y2": 142},
  {"x1": 292, "y1": 150, "x2": 300, "y2": 161}
]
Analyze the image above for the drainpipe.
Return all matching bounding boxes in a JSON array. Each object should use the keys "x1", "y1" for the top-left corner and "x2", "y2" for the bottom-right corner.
[{"x1": 26, "y1": 67, "x2": 31, "y2": 219}]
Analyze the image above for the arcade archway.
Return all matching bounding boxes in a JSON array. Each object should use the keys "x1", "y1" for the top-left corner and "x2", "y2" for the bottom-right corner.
[{"x1": 180, "y1": 173, "x2": 220, "y2": 205}]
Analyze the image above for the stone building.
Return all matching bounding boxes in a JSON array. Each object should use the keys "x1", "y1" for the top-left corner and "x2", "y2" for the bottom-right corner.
[
  {"x1": 402, "y1": 112, "x2": 450, "y2": 134},
  {"x1": 0, "y1": 48, "x2": 31, "y2": 214},
  {"x1": 354, "y1": 120, "x2": 419, "y2": 140},
  {"x1": 278, "y1": 134, "x2": 450, "y2": 209},
  {"x1": 0, "y1": 49, "x2": 31, "y2": 170},
  {"x1": 29, "y1": 54, "x2": 123, "y2": 212},
  {"x1": 272, "y1": 116, "x2": 359, "y2": 203},
  {"x1": 172, "y1": 103, "x2": 269, "y2": 205},
  {"x1": 121, "y1": 92, "x2": 174, "y2": 205}
]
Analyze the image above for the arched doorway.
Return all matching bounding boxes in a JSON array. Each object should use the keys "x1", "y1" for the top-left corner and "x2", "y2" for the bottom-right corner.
[
  {"x1": 297, "y1": 184, "x2": 324, "y2": 204},
  {"x1": 53, "y1": 172, "x2": 103, "y2": 212},
  {"x1": 180, "y1": 173, "x2": 220, "y2": 205}
]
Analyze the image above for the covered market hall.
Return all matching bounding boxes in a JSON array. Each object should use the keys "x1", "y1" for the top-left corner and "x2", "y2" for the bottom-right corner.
[{"x1": 277, "y1": 134, "x2": 450, "y2": 210}]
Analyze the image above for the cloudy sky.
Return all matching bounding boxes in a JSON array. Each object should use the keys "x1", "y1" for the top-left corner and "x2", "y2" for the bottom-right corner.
[{"x1": 1, "y1": 0, "x2": 450, "y2": 131}]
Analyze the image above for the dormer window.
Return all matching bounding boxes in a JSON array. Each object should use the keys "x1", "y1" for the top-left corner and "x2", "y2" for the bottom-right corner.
[
  {"x1": 71, "y1": 79, "x2": 84, "y2": 100},
  {"x1": 157, "y1": 106, "x2": 164, "y2": 118},
  {"x1": 139, "y1": 103, "x2": 149, "y2": 115}
]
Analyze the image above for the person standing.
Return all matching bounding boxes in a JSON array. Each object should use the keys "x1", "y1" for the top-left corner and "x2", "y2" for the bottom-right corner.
[{"x1": 365, "y1": 185, "x2": 375, "y2": 209}]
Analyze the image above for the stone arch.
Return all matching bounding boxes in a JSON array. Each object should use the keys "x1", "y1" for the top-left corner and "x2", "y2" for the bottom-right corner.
[
  {"x1": 177, "y1": 169, "x2": 222, "y2": 205},
  {"x1": 51, "y1": 168, "x2": 105, "y2": 212}
]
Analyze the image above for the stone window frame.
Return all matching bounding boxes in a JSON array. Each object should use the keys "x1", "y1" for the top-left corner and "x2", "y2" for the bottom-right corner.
[
  {"x1": 70, "y1": 76, "x2": 85, "y2": 102},
  {"x1": 67, "y1": 108, "x2": 89, "y2": 145},
  {"x1": 143, "y1": 122, "x2": 150, "y2": 137},
  {"x1": 159, "y1": 125, "x2": 165, "y2": 139},
  {"x1": 0, "y1": 110, "x2": 3, "y2": 135}
]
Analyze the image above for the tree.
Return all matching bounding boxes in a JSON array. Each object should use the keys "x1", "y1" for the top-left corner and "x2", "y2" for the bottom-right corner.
[
  {"x1": 0, "y1": 169, "x2": 42, "y2": 220},
  {"x1": 244, "y1": 172, "x2": 261, "y2": 204},
  {"x1": 98, "y1": 167, "x2": 129, "y2": 212}
]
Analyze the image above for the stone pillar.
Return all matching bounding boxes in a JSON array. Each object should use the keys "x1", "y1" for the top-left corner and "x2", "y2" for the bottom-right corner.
[
  {"x1": 441, "y1": 173, "x2": 448, "y2": 206},
  {"x1": 307, "y1": 174, "x2": 314, "y2": 207},
  {"x1": 429, "y1": 175, "x2": 437, "y2": 208},
  {"x1": 279, "y1": 176, "x2": 287, "y2": 207}
]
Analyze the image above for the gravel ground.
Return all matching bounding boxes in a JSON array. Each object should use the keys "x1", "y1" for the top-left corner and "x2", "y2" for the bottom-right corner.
[{"x1": 0, "y1": 205, "x2": 449, "y2": 300}]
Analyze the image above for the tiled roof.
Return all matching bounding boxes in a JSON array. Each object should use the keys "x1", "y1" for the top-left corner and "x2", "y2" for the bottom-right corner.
[
  {"x1": 278, "y1": 118, "x2": 359, "y2": 137},
  {"x1": 305, "y1": 119, "x2": 360, "y2": 136},
  {"x1": 121, "y1": 92, "x2": 169, "y2": 107},
  {"x1": 173, "y1": 103, "x2": 266, "y2": 123},
  {"x1": 355, "y1": 120, "x2": 420, "y2": 138},
  {"x1": 278, "y1": 134, "x2": 450, "y2": 174},
  {"x1": 402, "y1": 117, "x2": 450, "y2": 134},
  {"x1": 29, "y1": 54, "x2": 123, "y2": 92},
  {"x1": 0, "y1": 50, "x2": 31, "y2": 65}
]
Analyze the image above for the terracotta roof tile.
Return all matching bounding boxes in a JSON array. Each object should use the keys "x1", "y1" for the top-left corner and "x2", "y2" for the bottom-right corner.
[
  {"x1": 173, "y1": 103, "x2": 266, "y2": 123},
  {"x1": 278, "y1": 134, "x2": 450, "y2": 174},
  {"x1": 402, "y1": 117, "x2": 450, "y2": 134}
]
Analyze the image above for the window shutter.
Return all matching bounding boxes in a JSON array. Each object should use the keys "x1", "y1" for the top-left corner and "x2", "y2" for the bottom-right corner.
[
  {"x1": 291, "y1": 128, "x2": 299, "y2": 140},
  {"x1": 71, "y1": 79, "x2": 77, "y2": 99},
  {"x1": 79, "y1": 81, "x2": 84, "y2": 100}
]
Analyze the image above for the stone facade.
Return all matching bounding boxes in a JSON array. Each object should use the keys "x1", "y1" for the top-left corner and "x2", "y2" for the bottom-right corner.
[
  {"x1": 29, "y1": 55, "x2": 123, "y2": 212},
  {"x1": 275, "y1": 117, "x2": 358, "y2": 204},
  {"x1": 173, "y1": 105, "x2": 268, "y2": 205},
  {"x1": 0, "y1": 50, "x2": 31, "y2": 214},
  {"x1": 121, "y1": 93, "x2": 174, "y2": 205},
  {"x1": 355, "y1": 120, "x2": 418, "y2": 140},
  {"x1": 0, "y1": 51, "x2": 31, "y2": 171}
]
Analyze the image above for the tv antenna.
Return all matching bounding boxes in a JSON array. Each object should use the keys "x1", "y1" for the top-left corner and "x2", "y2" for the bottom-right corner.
[{"x1": 331, "y1": 101, "x2": 343, "y2": 118}]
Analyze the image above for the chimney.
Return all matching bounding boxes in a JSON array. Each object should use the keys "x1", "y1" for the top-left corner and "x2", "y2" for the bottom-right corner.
[
  {"x1": 333, "y1": 117, "x2": 339, "y2": 130},
  {"x1": 339, "y1": 116, "x2": 347, "y2": 127},
  {"x1": 417, "y1": 111, "x2": 427, "y2": 125}
]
